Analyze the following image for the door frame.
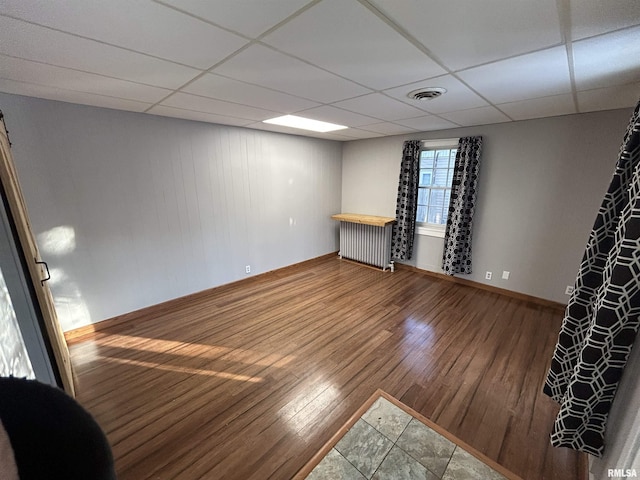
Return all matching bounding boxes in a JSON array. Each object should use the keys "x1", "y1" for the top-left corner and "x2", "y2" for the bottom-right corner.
[{"x1": 0, "y1": 110, "x2": 75, "y2": 396}]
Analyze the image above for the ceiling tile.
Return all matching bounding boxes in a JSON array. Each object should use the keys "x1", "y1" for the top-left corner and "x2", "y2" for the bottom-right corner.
[
  {"x1": 577, "y1": 83, "x2": 640, "y2": 113},
  {"x1": 573, "y1": 26, "x2": 640, "y2": 91},
  {"x1": 457, "y1": 47, "x2": 571, "y2": 104},
  {"x1": 356, "y1": 122, "x2": 419, "y2": 135},
  {"x1": 497, "y1": 94, "x2": 577, "y2": 120},
  {"x1": 440, "y1": 106, "x2": 511, "y2": 126},
  {"x1": 384, "y1": 75, "x2": 488, "y2": 114},
  {"x1": 157, "y1": 0, "x2": 311, "y2": 38},
  {"x1": 331, "y1": 129, "x2": 385, "y2": 140},
  {"x1": 394, "y1": 115, "x2": 459, "y2": 131},
  {"x1": 296, "y1": 105, "x2": 379, "y2": 127},
  {"x1": 213, "y1": 44, "x2": 371, "y2": 103},
  {"x1": 0, "y1": 16, "x2": 199, "y2": 89},
  {"x1": 332, "y1": 93, "x2": 426, "y2": 121},
  {"x1": 148, "y1": 105, "x2": 254, "y2": 127},
  {"x1": 497, "y1": 93, "x2": 577, "y2": 120},
  {"x1": 369, "y1": 0, "x2": 562, "y2": 70},
  {"x1": 183, "y1": 73, "x2": 319, "y2": 113},
  {"x1": 262, "y1": 0, "x2": 445, "y2": 90},
  {"x1": 0, "y1": 55, "x2": 171, "y2": 103},
  {"x1": 161, "y1": 92, "x2": 278, "y2": 121},
  {"x1": 570, "y1": 0, "x2": 640, "y2": 40},
  {"x1": 0, "y1": 0, "x2": 247, "y2": 69},
  {"x1": 0, "y1": 77, "x2": 152, "y2": 112}
]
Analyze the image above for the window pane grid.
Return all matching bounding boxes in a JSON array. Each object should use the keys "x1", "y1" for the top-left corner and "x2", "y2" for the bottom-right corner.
[{"x1": 416, "y1": 147, "x2": 457, "y2": 226}]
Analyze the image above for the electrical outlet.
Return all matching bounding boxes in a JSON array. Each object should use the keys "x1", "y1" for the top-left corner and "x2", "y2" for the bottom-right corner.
[
  {"x1": 485, "y1": 271, "x2": 492, "y2": 280},
  {"x1": 245, "y1": 265, "x2": 251, "y2": 274},
  {"x1": 502, "y1": 271, "x2": 510, "y2": 280},
  {"x1": 565, "y1": 285, "x2": 574, "y2": 295}
]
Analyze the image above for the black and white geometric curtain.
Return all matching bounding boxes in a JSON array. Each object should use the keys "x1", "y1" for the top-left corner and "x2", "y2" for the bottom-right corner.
[
  {"x1": 391, "y1": 140, "x2": 421, "y2": 261},
  {"x1": 442, "y1": 136, "x2": 483, "y2": 275},
  {"x1": 543, "y1": 98, "x2": 640, "y2": 456}
]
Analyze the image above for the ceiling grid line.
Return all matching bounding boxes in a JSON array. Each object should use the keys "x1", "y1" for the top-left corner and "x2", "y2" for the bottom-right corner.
[
  {"x1": 556, "y1": 0, "x2": 580, "y2": 113},
  {"x1": 0, "y1": 0, "x2": 637, "y2": 140},
  {"x1": 0, "y1": 13, "x2": 206, "y2": 71}
]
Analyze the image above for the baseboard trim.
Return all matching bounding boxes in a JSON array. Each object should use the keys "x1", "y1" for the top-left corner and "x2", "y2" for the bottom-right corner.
[
  {"x1": 65, "y1": 253, "x2": 566, "y2": 343},
  {"x1": 64, "y1": 252, "x2": 338, "y2": 344},
  {"x1": 396, "y1": 263, "x2": 567, "y2": 312}
]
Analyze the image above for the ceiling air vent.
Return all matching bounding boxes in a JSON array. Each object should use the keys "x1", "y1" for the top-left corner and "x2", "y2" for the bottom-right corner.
[{"x1": 407, "y1": 87, "x2": 446, "y2": 101}]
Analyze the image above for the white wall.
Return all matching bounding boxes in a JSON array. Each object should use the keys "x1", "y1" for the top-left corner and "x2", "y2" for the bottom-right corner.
[
  {"x1": 0, "y1": 93, "x2": 342, "y2": 331},
  {"x1": 342, "y1": 108, "x2": 633, "y2": 303}
]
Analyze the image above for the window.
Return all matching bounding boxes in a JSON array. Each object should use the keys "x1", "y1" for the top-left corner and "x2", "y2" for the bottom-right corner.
[{"x1": 416, "y1": 139, "x2": 458, "y2": 237}]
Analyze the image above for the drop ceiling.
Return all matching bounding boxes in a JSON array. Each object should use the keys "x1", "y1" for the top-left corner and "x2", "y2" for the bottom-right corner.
[{"x1": 0, "y1": 0, "x2": 638, "y2": 141}]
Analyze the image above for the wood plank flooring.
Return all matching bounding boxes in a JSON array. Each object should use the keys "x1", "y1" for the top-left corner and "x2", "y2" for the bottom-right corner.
[{"x1": 68, "y1": 256, "x2": 584, "y2": 479}]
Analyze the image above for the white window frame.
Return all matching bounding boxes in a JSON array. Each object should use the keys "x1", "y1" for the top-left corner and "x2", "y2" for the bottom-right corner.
[{"x1": 416, "y1": 138, "x2": 459, "y2": 238}]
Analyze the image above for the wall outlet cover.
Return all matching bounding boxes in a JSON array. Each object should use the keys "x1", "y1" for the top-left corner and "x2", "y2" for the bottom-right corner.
[
  {"x1": 245, "y1": 265, "x2": 251, "y2": 274},
  {"x1": 485, "y1": 271, "x2": 492, "y2": 280},
  {"x1": 565, "y1": 285, "x2": 574, "y2": 295},
  {"x1": 502, "y1": 271, "x2": 510, "y2": 280}
]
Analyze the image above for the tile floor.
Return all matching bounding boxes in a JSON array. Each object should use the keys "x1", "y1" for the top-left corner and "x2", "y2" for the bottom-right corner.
[{"x1": 305, "y1": 396, "x2": 508, "y2": 480}]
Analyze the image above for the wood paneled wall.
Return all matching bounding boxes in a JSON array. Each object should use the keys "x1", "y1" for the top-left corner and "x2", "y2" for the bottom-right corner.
[{"x1": 0, "y1": 93, "x2": 342, "y2": 330}]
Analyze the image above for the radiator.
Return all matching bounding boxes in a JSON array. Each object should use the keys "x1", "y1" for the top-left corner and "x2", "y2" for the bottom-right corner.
[{"x1": 332, "y1": 214, "x2": 395, "y2": 271}]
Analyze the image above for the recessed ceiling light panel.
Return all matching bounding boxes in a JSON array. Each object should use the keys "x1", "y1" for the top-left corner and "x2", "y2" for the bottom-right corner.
[
  {"x1": 407, "y1": 87, "x2": 447, "y2": 101},
  {"x1": 263, "y1": 115, "x2": 348, "y2": 133}
]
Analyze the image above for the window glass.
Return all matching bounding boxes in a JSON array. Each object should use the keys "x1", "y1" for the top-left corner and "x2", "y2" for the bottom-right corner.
[{"x1": 416, "y1": 147, "x2": 457, "y2": 227}]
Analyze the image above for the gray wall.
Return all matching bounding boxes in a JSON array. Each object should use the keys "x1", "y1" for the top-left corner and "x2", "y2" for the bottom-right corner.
[
  {"x1": 0, "y1": 93, "x2": 342, "y2": 331},
  {"x1": 590, "y1": 339, "x2": 640, "y2": 478},
  {"x1": 342, "y1": 108, "x2": 633, "y2": 303}
]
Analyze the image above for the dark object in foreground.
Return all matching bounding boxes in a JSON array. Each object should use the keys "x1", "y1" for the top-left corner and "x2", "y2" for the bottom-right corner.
[{"x1": 0, "y1": 376, "x2": 116, "y2": 480}]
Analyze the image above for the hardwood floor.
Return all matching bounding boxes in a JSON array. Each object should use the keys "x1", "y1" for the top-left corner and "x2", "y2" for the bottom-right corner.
[{"x1": 68, "y1": 256, "x2": 584, "y2": 479}]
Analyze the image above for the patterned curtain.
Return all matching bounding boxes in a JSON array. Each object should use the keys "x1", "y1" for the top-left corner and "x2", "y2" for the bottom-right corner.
[
  {"x1": 543, "y1": 99, "x2": 640, "y2": 456},
  {"x1": 442, "y1": 136, "x2": 482, "y2": 275},
  {"x1": 391, "y1": 140, "x2": 421, "y2": 261}
]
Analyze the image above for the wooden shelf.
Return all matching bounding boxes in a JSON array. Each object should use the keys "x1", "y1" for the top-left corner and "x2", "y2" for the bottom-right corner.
[{"x1": 331, "y1": 213, "x2": 396, "y2": 227}]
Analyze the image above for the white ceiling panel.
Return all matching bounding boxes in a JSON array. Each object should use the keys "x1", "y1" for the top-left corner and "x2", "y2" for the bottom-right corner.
[
  {"x1": 577, "y1": 83, "x2": 640, "y2": 113},
  {"x1": 395, "y1": 115, "x2": 459, "y2": 131},
  {"x1": 369, "y1": 0, "x2": 562, "y2": 70},
  {"x1": 497, "y1": 94, "x2": 576, "y2": 120},
  {"x1": 0, "y1": 16, "x2": 199, "y2": 89},
  {"x1": 161, "y1": 92, "x2": 278, "y2": 121},
  {"x1": 440, "y1": 106, "x2": 511, "y2": 127},
  {"x1": 0, "y1": 55, "x2": 171, "y2": 103},
  {"x1": 262, "y1": 0, "x2": 445, "y2": 90},
  {"x1": 0, "y1": 1, "x2": 636, "y2": 140},
  {"x1": 156, "y1": 0, "x2": 311, "y2": 38},
  {"x1": 0, "y1": 0, "x2": 247, "y2": 69},
  {"x1": 148, "y1": 105, "x2": 254, "y2": 127},
  {"x1": 457, "y1": 47, "x2": 572, "y2": 104},
  {"x1": 573, "y1": 26, "x2": 640, "y2": 91},
  {"x1": 570, "y1": 0, "x2": 640, "y2": 40},
  {"x1": 0, "y1": 78, "x2": 152, "y2": 112},
  {"x1": 384, "y1": 75, "x2": 488, "y2": 114},
  {"x1": 183, "y1": 73, "x2": 319, "y2": 113},
  {"x1": 330, "y1": 128, "x2": 385, "y2": 139},
  {"x1": 333, "y1": 93, "x2": 426, "y2": 121},
  {"x1": 358, "y1": 122, "x2": 419, "y2": 135},
  {"x1": 213, "y1": 44, "x2": 371, "y2": 103},
  {"x1": 297, "y1": 105, "x2": 379, "y2": 127}
]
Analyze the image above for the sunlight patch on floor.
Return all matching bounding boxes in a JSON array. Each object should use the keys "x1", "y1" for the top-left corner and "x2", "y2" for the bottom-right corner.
[
  {"x1": 92, "y1": 333, "x2": 296, "y2": 367},
  {"x1": 100, "y1": 355, "x2": 264, "y2": 382}
]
